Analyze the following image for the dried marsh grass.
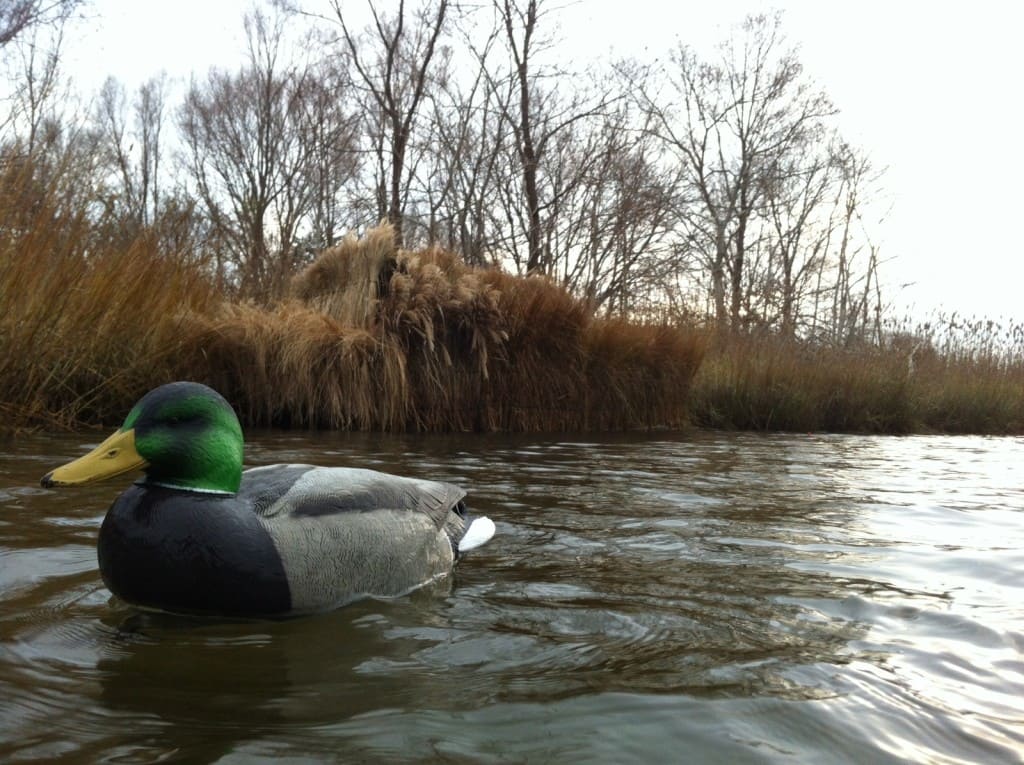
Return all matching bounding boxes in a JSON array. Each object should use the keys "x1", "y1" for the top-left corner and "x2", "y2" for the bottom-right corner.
[
  {"x1": 179, "y1": 301, "x2": 409, "y2": 429},
  {"x1": 185, "y1": 225, "x2": 707, "y2": 431},
  {"x1": 901, "y1": 315, "x2": 1024, "y2": 433},
  {"x1": 290, "y1": 225, "x2": 397, "y2": 327},
  {"x1": 3, "y1": 198, "x2": 705, "y2": 432},
  {"x1": 375, "y1": 235, "x2": 703, "y2": 431},
  {"x1": 691, "y1": 335, "x2": 912, "y2": 432},
  {"x1": 586, "y1": 319, "x2": 707, "y2": 430},
  {"x1": 32, "y1": 201, "x2": 1016, "y2": 436},
  {"x1": 0, "y1": 162, "x2": 216, "y2": 429},
  {"x1": 690, "y1": 321, "x2": 1024, "y2": 434}
]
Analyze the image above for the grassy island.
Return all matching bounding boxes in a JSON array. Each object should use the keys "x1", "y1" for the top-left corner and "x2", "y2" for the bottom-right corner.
[{"x1": 1, "y1": 178, "x2": 1020, "y2": 435}]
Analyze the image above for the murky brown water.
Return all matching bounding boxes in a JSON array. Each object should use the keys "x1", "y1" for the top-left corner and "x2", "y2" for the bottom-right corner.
[{"x1": 1, "y1": 430, "x2": 1022, "y2": 763}]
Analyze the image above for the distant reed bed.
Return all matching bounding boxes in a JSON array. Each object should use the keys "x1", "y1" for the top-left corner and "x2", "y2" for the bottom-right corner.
[
  {"x1": 900, "y1": 315, "x2": 1024, "y2": 434},
  {"x1": 690, "y1": 318, "x2": 1024, "y2": 434}
]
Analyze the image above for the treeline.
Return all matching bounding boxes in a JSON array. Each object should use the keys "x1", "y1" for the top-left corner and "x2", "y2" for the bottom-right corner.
[{"x1": 1, "y1": 0, "x2": 882, "y2": 340}]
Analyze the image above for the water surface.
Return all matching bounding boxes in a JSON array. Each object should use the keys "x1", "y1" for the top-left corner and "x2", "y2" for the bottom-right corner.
[{"x1": 2, "y1": 430, "x2": 1022, "y2": 763}]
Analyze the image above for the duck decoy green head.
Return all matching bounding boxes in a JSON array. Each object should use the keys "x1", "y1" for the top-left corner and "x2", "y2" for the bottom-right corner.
[{"x1": 41, "y1": 382, "x2": 244, "y2": 494}]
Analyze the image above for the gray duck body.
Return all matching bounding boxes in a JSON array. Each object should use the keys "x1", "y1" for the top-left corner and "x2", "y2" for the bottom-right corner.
[{"x1": 98, "y1": 464, "x2": 471, "y2": 617}]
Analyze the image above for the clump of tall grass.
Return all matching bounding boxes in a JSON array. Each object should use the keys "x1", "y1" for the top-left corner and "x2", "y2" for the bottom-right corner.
[
  {"x1": 585, "y1": 319, "x2": 706, "y2": 429},
  {"x1": 180, "y1": 301, "x2": 406, "y2": 429},
  {"x1": 0, "y1": 155, "x2": 217, "y2": 429},
  {"x1": 381, "y1": 246, "x2": 590, "y2": 430},
  {"x1": 185, "y1": 226, "x2": 707, "y2": 431},
  {"x1": 373, "y1": 235, "x2": 705, "y2": 430},
  {"x1": 291, "y1": 225, "x2": 397, "y2": 327}
]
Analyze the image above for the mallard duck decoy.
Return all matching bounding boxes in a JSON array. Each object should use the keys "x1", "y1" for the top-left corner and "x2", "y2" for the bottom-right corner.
[{"x1": 40, "y1": 381, "x2": 494, "y2": 617}]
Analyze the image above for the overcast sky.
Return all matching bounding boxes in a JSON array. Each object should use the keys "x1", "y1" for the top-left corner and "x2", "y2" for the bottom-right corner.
[{"x1": 64, "y1": 0, "x2": 1024, "y2": 323}]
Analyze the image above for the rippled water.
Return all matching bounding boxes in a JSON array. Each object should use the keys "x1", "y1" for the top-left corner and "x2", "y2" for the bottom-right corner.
[{"x1": 1, "y1": 430, "x2": 1022, "y2": 763}]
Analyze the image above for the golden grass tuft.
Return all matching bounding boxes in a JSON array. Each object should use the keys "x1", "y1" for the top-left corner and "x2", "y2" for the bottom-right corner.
[
  {"x1": 178, "y1": 301, "x2": 409, "y2": 429},
  {"x1": 290, "y1": 224, "x2": 397, "y2": 327},
  {"x1": 373, "y1": 235, "x2": 704, "y2": 430}
]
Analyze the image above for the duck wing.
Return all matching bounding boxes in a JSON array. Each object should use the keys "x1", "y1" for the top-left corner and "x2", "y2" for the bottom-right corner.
[
  {"x1": 241, "y1": 464, "x2": 465, "y2": 529},
  {"x1": 237, "y1": 464, "x2": 471, "y2": 612}
]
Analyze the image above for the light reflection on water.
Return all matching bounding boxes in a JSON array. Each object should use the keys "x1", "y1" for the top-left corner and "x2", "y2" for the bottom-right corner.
[{"x1": 1, "y1": 430, "x2": 1022, "y2": 763}]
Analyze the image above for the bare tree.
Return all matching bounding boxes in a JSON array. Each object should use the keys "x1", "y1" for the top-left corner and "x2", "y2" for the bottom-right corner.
[
  {"x1": 562, "y1": 106, "x2": 680, "y2": 315},
  {"x1": 759, "y1": 139, "x2": 838, "y2": 335},
  {"x1": 331, "y1": 0, "x2": 450, "y2": 246},
  {"x1": 0, "y1": 0, "x2": 79, "y2": 49},
  {"x1": 410, "y1": 63, "x2": 500, "y2": 257},
  {"x1": 491, "y1": 0, "x2": 606, "y2": 274},
  {"x1": 482, "y1": 0, "x2": 616, "y2": 276},
  {"x1": 0, "y1": 5, "x2": 96, "y2": 226},
  {"x1": 178, "y1": 9, "x2": 318, "y2": 297},
  {"x1": 641, "y1": 13, "x2": 834, "y2": 332},
  {"x1": 0, "y1": 0, "x2": 81, "y2": 143},
  {"x1": 295, "y1": 55, "x2": 361, "y2": 251},
  {"x1": 827, "y1": 143, "x2": 883, "y2": 345},
  {"x1": 3, "y1": 19, "x2": 66, "y2": 149},
  {"x1": 405, "y1": 13, "x2": 513, "y2": 263},
  {"x1": 96, "y1": 74, "x2": 169, "y2": 229},
  {"x1": 496, "y1": 0, "x2": 542, "y2": 272}
]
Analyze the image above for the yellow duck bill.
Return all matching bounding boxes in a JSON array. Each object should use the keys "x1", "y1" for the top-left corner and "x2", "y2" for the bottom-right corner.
[{"x1": 40, "y1": 429, "x2": 148, "y2": 487}]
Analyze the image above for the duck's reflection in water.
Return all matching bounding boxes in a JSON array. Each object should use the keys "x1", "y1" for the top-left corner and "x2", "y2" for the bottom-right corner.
[{"x1": 94, "y1": 579, "x2": 459, "y2": 763}]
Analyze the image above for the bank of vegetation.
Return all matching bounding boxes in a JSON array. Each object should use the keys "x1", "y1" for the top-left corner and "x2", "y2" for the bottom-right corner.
[
  {"x1": 691, "y1": 325, "x2": 1024, "y2": 434},
  {"x1": 0, "y1": 166, "x2": 704, "y2": 430},
  {"x1": 2, "y1": 164, "x2": 1019, "y2": 435},
  {"x1": 0, "y1": 2, "x2": 1020, "y2": 434}
]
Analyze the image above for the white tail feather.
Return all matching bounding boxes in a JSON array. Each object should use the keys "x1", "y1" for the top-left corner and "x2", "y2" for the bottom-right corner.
[{"x1": 458, "y1": 516, "x2": 495, "y2": 552}]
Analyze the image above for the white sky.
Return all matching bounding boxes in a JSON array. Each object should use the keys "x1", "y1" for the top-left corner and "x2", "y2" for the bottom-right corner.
[{"x1": 63, "y1": 0, "x2": 1024, "y2": 323}]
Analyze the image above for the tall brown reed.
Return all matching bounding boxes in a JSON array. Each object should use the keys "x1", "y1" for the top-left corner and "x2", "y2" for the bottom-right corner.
[
  {"x1": 690, "y1": 334, "x2": 913, "y2": 432},
  {"x1": 0, "y1": 158, "x2": 217, "y2": 429},
  {"x1": 898, "y1": 314, "x2": 1024, "y2": 433}
]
